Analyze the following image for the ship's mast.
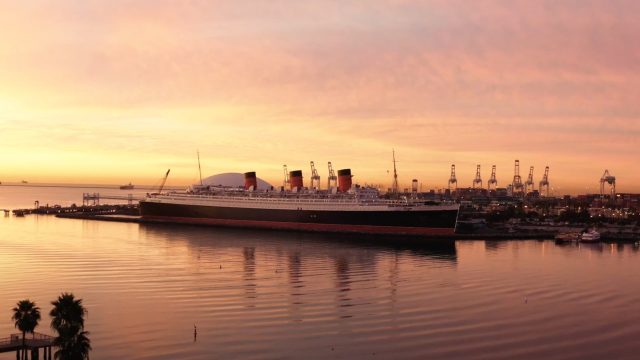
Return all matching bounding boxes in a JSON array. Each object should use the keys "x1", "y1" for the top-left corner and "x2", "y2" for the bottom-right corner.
[
  {"x1": 392, "y1": 149, "x2": 399, "y2": 193},
  {"x1": 197, "y1": 150, "x2": 203, "y2": 186}
]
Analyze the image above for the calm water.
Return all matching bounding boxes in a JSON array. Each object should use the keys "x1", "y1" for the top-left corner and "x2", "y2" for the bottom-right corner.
[{"x1": 1, "y1": 187, "x2": 640, "y2": 359}]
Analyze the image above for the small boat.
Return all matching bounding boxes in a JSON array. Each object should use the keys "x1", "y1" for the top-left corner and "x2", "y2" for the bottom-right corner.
[
  {"x1": 580, "y1": 229, "x2": 601, "y2": 243},
  {"x1": 21, "y1": 180, "x2": 28, "y2": 184},
  {"x1": 120, "y1": 183, "x2": 134, "y2": 190},
  {"x1": 555, "y1": 232, "x2": 580, "y2": 243}
]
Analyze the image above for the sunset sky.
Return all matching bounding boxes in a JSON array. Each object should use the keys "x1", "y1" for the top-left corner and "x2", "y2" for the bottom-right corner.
[{"x1": 0, "y1": 1, "x2": 638, "y2": 194}]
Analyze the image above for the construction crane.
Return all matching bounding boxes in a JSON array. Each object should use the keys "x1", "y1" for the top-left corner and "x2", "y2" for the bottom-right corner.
[
  {"x1": 512, "y1": 160, "x2": 524, "y2": 196},
  {"x1": 539, "y1": 166, "x2": 550, "y2": 197},
  {"x1": 391, "y1": 149, "x2": 399, "y2": 194},
  {"x1": 448, "y1": 164, "x2": 457, "y2": 190},
  {"x1": 157, "y1": 169, "x2": 171, "y2": 194},
  {"x1": 600, "y1": 169, "x2": 616, "y2": 199},
  {"x1": 525, "y1": 166, "x2": 535, "y2": 194},
  {"x1": 472, "y1": 165, "x2": 483, "y2": 189},
  {"x1": 283, "y1": 164, "x2": 290, "y2": 188},
  {"x1": 327, "y1": 162, "x2": 337, "y2": 189},
  {"x1": 488, "y1": 165, "x2": 497, "y2": 191},
  {"x1": 310, "y1": 161, "x2": 321, "y2": 189}
]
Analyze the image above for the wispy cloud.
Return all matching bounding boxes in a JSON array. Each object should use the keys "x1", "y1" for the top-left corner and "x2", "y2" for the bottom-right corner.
[{"x1": 0, "y1": 1, "x2": 638, "y2": 192}]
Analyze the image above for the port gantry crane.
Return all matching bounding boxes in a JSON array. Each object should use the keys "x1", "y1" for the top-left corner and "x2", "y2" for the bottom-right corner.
[
  {"x1": 512, "y1": 160, "x2": 524, "y2": 196},
  {"x1": 539, "y1": 166, "x2": 550, "y2": 197},
  {"x1": 600, "y1": 169, "x2": 616, "y2": 199},
  {"x1": 472, "y1": 164, "x2": 483, "y2": 189},
  {"x1": 327, "y1": 162, "x2": 337, "y2": 189},
  {"x1": 525, "y1": 166, "x2": 535, "y2": 194},
  {"x1": 283, "y1": 164, "x2": 290, "y2": 188},
  {"x1": 448, "y1": 164, "x2": 457, "y2": 191},
  {"x1": 310, "y1": 161, "x2": 321, "y2": 190},
  {"x1": 488, "y1": 165, "x2": 498, "y2": 191}
]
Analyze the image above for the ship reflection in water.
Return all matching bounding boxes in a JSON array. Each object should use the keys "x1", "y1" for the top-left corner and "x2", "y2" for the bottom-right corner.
[
  {"x1": 1, "y1": 216, "x2": 640, "y2": 360},
  {"x1": 140, "y1": 224, "x2": 458, "y2": 321}
]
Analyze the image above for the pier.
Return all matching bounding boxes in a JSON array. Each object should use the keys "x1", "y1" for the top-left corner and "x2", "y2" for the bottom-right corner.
[
  {"x1": 82, "y1": 192, "x2": 144, "y2": 206},
  {"x1": 0, "y1": 332, "x2": 54, "y2": 359},
  {"x1": 9, "y1": 203, "x2": 139, "y2": 217},
  {"x1": 6, "y1": 193, "x2": 143, "y2": 217}
]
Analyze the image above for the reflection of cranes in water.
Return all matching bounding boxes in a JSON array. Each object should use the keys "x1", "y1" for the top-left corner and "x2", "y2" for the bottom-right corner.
[
  {"x1": 288, "y1": 252, "x2": 302, "y2": 284},
  {"x1": 243, "y1": 247, "x2": 257, "y2": 304},
  {"x1": 388, "y1": 251, "x2": 400, "y2": 313},
  {"x1": 287, "y1": 252, "x2": 304, "y2": 320},
  {"x1": 334, "y1": 255, "x2": 354, "y2": 319}
]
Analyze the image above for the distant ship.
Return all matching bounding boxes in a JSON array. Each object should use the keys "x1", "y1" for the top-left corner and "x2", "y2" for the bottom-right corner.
[
  {"x1": 140, "y1": 164, "x2": 459, "y2": 237},
  {"x1": 580, "y1": 229, "x2": 601, "y2": 242},
  {"x1": 120, "y1": 183, "x2": 134, "y2": 190},
  {"x1": 21, "y1": 180, "x2": 28, "y2": 184},
  {"x1": 554, "y1": 231, "x2": 580, "y2": 243}
]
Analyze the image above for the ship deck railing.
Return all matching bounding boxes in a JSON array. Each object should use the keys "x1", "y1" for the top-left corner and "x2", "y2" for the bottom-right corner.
[{"x1": 151, "y1": 192, "x2": 456, "y2": 208}]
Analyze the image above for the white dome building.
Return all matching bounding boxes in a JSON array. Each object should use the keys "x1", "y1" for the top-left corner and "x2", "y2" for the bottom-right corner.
[{"x1": 200, "y1": 172, "x2": 273, "y2": 189}]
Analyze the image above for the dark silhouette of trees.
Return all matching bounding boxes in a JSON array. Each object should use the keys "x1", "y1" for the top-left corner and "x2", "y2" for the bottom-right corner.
[
  {"x1": 11, "y1": 299, "x2": 41, "y2": 360},
  {"x1": 50, "y1": 293, "x2": 91, "y2": 360}
]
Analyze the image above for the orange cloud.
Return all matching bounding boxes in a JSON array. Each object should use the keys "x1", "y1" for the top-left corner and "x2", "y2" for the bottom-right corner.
[{"x1": 0, "y1": 1, "x2": 638, "y2": 193}]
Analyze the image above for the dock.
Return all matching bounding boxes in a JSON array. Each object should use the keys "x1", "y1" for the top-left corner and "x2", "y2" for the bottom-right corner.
[
  {"x1": 6, "y1": 193, "x2": 142, "y2": 217},
  {"x1": 0, "y1": 332, "x2": 54, "y2": 359},
  {"x1": 82, "y1": 192, "x2": 144, "y2": 206},
  {"x1": 9, "y1": 204, "x2": 139, "y2": 217}
]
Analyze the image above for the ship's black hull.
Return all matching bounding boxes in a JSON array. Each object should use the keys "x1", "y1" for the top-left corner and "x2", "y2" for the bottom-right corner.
[{"x1": 139, "y1": 201, "x2": 459, "y2": 236}]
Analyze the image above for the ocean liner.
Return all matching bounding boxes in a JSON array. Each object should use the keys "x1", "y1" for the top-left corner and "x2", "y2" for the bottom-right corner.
[{"x1": 140, "y1": 166, "x2": 459, "y2": 236}]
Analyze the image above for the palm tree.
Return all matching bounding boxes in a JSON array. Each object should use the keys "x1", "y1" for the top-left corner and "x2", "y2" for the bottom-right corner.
[
  {"x1": 50, "y1": 293, "x2": 91, "y2": 360},
  {"x1": 50, "y1": 293, "x2": 86, "y2": 332},
  {"x1": 52, "y1": 330, "x2": 91, "y2": 360},
  {"x1": 12, "y1": 299, "x2": 41, "y2": 360}
]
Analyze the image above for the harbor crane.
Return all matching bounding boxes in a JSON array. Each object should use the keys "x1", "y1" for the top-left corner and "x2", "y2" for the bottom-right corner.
[
  {"x1": 472, "y1": 165, "x2": 483, "y2": 189},
  {"x1": 283, "y1": 165, "x2": 290, "y2": 188},
  {"x1": 310, "y1": 161, "x2": 321, "y2": 189},
  {"x1": 448, "y1": 164, "x2": 457, "y2": 190},
  {"x1": 539, "y1": 166, "x2": 550, "y2": 197},
  {"x1": 327, "y1": 162, "x2": 337, "y2": 189},
  {"x1": 512, "y1": 160, "x2": 524, "y2": 196},
  {"x1": 525, "y1": 166, "x2": 535, "y2": 194},
  {"x1": 600, "y1": 170, "x2": 616, "y2": 199},
  {"x1": 487, "y1": 165, "x2": 498, "y2": 191},
  {"x1": 157, "y1": 169, "x2": 171, "y2": 194}
]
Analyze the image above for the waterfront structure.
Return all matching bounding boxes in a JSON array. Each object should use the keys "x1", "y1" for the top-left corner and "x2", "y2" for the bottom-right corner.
[{"x1": 140, "y1": 170, "x2": 459, "y2": 237}]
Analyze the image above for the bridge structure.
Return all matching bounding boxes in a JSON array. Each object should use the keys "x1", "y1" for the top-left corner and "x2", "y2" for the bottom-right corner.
[{"x1": 0, "y1": 332, "x2": 55, "y2": 359}]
